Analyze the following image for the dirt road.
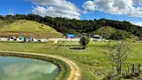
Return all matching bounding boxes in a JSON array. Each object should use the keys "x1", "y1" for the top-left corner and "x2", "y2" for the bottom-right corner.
[{"x1": 0, "y1": 51, "x2": 81, "y2": 80}]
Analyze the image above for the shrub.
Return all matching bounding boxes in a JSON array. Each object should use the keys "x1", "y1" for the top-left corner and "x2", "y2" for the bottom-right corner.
[{"x1": 80, "y1": 36, "x2": 90, "y2": 49}]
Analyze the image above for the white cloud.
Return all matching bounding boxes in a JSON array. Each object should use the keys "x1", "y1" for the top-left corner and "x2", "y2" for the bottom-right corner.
[
  {"x1": 133, "y1": 22, "x2": 142, "y2": 26},
  {"x1": 8, "y1": 9, "x2": 14, "y2": 15},
  {"x1": 83, "y1": 1, "x2": 96, "y2": 11},
  {"x1": 83, "y1": 0, "x2": 142, "y2": 17},
  {"x1": 31, "y1": 0, "x2": 80, "y2": 19}
]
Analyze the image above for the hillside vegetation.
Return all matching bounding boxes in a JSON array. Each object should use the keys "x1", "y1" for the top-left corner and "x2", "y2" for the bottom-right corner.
[
  {"x1": 0, "y1": 20, "x2": 63, "y2": 38},
  {"x1": 0, "y1": 14, "x2": 141, "y2": 40},
  {"x1": 90, "y1": 26, "x2": 137, "y2": 40}
]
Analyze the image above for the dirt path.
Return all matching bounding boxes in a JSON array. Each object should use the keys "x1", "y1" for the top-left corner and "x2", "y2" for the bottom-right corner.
[{"x1": 0, "y1": 51, "x2": 81, "y2": 80}]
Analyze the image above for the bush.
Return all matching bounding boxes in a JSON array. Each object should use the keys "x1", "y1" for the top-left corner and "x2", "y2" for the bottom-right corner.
[
  {"x1": 80, "y1": 36, "x2": 90, "y2": 49},
  {"x1": 110, "y1": 30, "x2": 133, "y2": 40}
]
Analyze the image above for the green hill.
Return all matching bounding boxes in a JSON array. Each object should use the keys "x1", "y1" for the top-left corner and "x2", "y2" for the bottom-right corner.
[
  {"x1": 0, "y1": 14, "x2": 142, "y2": 40},
  {"x1": 90, "y1": 26, "x2": 137, "y2": 40},
  {"x1": 0, "y1": 20, "x2": 63, "y2": 38}
]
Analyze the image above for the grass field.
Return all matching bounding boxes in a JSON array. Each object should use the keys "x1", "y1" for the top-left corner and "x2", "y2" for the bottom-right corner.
[
  {"x1": 0, "y1": 20, "x2": 63, "y2": 38},
  {"x1": 0, "y1": 41, "x2": 142, "y2": 80}
]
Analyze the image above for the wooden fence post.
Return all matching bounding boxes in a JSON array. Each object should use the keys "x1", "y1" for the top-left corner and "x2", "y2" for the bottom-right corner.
[{"x1": 132, "y1": 64, "x2": 135, "y2": 73}]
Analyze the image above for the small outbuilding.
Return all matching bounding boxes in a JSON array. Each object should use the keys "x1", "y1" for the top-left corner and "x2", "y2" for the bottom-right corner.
[
  {"x1": 90, "y1": 34, "x2": 103, "y2": 41},
  {"x1": 66, "y1": 34, "x2": 75, "y2": 39},
  {"x1": 27, "y1": 37, "x2": 33, "y2": 42},
  {"x1": 91, "y1": 35, "x2": 102, "y2": 39},
  {"x1": 19, "y1": 36, "x2": 25, "y2": 41}
]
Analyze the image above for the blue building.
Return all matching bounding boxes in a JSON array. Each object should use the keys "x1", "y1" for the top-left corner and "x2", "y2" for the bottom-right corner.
[{"x1": 66, "y1": 34, "x2": 75, "y2": 39}]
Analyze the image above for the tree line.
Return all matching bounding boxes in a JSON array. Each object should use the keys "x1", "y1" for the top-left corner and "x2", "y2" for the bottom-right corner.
[{"x1": 0, "y1": 14, "x2": 141, "y2": 40}]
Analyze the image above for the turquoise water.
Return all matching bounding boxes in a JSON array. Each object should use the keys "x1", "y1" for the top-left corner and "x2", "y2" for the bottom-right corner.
[{"x1": 0, "y1": 56, "x2": 60, "y2": 80}]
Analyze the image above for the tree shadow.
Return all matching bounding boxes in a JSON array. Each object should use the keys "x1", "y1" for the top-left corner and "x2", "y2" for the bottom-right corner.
[{"x1": 70, "y1": 47, "x2": 85, "y2": 50}]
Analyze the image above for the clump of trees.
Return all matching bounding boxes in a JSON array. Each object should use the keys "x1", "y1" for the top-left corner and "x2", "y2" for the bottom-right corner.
[
  {"x1": 110, "y1": 30, "x2": 136, "y2": 40},
  {"x1": 92, "y1": 26, "x2": 137, "y2": 40}
]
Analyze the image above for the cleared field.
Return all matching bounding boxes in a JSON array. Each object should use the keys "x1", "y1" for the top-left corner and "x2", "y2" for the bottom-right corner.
[
  {"x1": 0, "y1": 20, "x2": 63, "y2": 38},
  {"x1": 0, "y1": 41, "x2": 141, "y2": 80}
]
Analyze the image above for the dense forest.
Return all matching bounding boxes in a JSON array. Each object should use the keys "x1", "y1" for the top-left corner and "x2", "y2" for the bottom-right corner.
[{"x1": 0, "y1": 14, "x2": 142, "y2": 40}]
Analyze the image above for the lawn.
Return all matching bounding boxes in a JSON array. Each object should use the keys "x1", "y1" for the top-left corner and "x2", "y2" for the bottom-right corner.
[{"x1": 0, "y1": 41, "x2": 142, "y2": 80}]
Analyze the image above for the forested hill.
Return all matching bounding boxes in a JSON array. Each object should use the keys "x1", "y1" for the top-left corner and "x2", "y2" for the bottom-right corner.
[{"x1": 0, "y1": 14, "x2": 142, "y2": 39}]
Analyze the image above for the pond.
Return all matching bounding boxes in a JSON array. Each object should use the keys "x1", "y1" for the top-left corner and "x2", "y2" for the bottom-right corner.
[{"x1": 0, "y1": 56, "x2": 60, "y2": 80}]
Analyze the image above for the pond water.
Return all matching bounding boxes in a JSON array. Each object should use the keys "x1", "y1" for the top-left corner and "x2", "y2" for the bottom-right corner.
[{"x1": 0, "y1": 56, "x2": 60, "y2": 80}]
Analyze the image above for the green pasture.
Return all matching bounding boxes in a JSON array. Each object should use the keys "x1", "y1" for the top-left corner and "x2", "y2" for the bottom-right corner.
[
  {"x1": 0, "y1": 20, "x2": 63, "y2": 38},
  {"x1": 0, "y1": 41, "x2": 142, "y2": 80}
]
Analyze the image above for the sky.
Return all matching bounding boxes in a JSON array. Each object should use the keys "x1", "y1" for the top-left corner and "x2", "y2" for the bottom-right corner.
[{"x1": 0, "y1": 0, "x2": 142, "y2": 26}]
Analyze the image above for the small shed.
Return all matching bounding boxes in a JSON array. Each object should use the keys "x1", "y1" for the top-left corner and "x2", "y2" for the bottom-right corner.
[
  {"x1": 91, "y1": 35, "x2": 102, "y2": 39},
  {"x1": 19, "y1": 36, "x2": 25, "y2": 41},
  {"x1": 27, "y1": 37, "x2": 33, "y2": 42},
  {"x1": 66, "y1": 34, "x2": 75, "y2": 39}
]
